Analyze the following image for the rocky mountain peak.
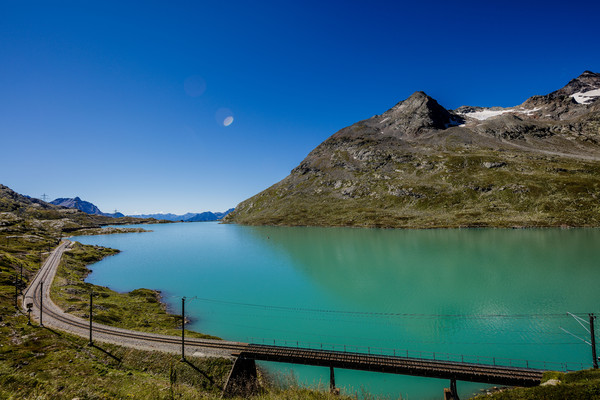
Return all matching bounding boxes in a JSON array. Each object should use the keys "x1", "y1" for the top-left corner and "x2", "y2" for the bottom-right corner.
[
  {"x1": 50, "y1": 197, "x2": 123, "y2": 217},
  {"x1": 0, "y1": 184, "x2": 56, "y2": 211},
  {"x1": 502, "y1": 70, "x2": 600, "y2": 119},
  {"x1": 379, "y1": 91, "x2": 458, "y2": 136},
  {"x1": 549, "y1": 70, "x2": 600, "y2": 98},
  {"x1": 580, "y1": 70, "x2": 600, "y2": 78}
]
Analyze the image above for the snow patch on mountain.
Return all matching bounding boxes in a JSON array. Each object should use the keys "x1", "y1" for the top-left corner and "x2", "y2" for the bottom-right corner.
[
  {"x1": 457, "y1": 106, "x2": 543, "y2": 121},
  {"x1": 570, "y1": 88, "x2": 600, "y2": 104},
  {"x1": 459, "y1": 108, "x2": 513, "y2": 120}
]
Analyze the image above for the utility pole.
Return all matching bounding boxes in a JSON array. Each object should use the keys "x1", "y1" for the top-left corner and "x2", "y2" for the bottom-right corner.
[
  {"x1": 14, "y1": 274, "x2": 18, "y2": 309},
  {"x1": 39, "y1": 282, "x2": 43, "y2": 327},
  {"x1": 27, "y1": 303, "x2": 33, "y2": 325},
  {"x1": 40, "y1": 194, "x2": 49, "y2": 202},
  {"x1": 89, "y1": 292, "x2": 93, "y2": 346},
  {"x1": 181, "y1": 297, "x2": 186, "y2": 361},
  {"x1": 591, "y1": 314, "x2": 598, "y2": 369}
]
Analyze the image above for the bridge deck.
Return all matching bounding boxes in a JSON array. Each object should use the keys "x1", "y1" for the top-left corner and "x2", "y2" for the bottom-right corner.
[{"x1": 240, "y1": 344, "x2": 544, "y2": 387}]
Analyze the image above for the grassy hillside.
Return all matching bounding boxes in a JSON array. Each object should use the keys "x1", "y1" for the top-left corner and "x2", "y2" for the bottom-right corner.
[{"x1": 228, "y1": 148, "x2": 600, "y2": 228}]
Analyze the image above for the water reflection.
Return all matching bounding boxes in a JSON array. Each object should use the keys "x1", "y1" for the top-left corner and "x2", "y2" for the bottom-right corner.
[{"x1": 242, "y1": 226, "x2": 598, "y2": 315}]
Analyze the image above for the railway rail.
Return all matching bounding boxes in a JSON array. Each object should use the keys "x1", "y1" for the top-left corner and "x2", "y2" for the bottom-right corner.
[
  {"x1": 21, "y1": 241, "x2": 247, "y2": 356},
  {"x1": 241, "y1": 344, "x2": 543, "y2": 386}
]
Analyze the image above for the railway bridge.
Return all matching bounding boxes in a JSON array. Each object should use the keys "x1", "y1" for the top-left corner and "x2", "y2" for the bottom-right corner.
[{"x1": 223, "y1": 343, "x2": 545, "y2": 398}]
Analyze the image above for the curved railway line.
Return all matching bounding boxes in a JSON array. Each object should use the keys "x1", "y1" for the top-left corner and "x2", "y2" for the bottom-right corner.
[
  {"x1": 21, "y1": 241, "x2": 546, "y2": 393},
  {"x1": 22, "y1": 241, "x2": 247, "y2": 357}
]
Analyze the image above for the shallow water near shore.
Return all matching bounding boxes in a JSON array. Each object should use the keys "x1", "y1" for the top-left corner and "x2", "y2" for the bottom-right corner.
[{"x1": 71, "y1": 222, "x2": 600, "y2": 399}]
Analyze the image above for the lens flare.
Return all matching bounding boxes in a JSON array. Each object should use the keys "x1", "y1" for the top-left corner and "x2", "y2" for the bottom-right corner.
[
  {"x1": 216, "y1": 108, "x2": 234, "y2": 127},
  {"x1": 223, "y1": 116, "x2": 234, "y2": 126}
]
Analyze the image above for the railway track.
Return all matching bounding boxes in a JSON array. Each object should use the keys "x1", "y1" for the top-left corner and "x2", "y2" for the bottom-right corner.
[
  {"x1": 241, "y1": 344, "x2": 544, "y2": 386},
  {"x1": 22, "y1": 241, "x2": 248, "y2": 356},
  {"x1": 20, "y1": 241, "x2": 545, "y2": 387}
]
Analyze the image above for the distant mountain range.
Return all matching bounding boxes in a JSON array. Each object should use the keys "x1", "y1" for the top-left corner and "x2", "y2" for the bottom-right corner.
[
  {"x1": 51, "y1": 197, "x2": 233, "y2": 222},
  {"x1": 0, "y1": 185, "x2": 156, "y2": 234},
  {"x1": 51, "y1": 197, "x2": 125, "y2": 218},
  {"x1": 129, "y1": 209, "x2": 234, "y2": 222},
  {"x1": 225, "y1": 71, "x2": 600, "y2": 228}
]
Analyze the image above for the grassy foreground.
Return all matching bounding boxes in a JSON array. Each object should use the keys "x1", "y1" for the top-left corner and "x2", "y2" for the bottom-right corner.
[
  {"x1": 0, "y1": 228, "x2": 355, "y2": 399},
  {"x1": 473, "y1": 370, "x2": 600, "y2": 400}
]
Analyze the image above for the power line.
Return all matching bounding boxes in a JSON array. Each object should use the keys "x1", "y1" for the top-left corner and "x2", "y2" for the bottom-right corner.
[
  {"x1": 568, "y1": 312, "x2": 591, "y2": 333},
  {"x1": 560, "y1": 327, "x2": 591, "y2": 346},
  {"x1": 190, "y1": 296, "x2": 589, "y2": 319},
  {"x1": 198, "y1": 309, "x2": 579, "y2": 336},
  {"x1": 223, "y1": 320, "x2": 586, "y2": 346}
]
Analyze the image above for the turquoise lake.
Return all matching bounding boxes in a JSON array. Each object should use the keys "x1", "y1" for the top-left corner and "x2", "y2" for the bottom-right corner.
[{"x1": 71, "y1": 222, "x2": 600, "y2": 399}]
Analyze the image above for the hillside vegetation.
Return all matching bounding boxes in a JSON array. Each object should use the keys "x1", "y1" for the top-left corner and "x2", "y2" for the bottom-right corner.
[{"x1": 473, "y1": 370, "x2": 600, "y2": 400}]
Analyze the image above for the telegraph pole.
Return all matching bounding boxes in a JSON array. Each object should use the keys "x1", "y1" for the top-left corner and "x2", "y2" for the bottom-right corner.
[
  {"x1": 89, "y1": 292, "x2": 93, "y2": 346},
  {"x1": 181, "y1": 297, "x2": 186, "y2": 361},
  {"x1": 14, "y1": 274, "x2": 18, "y2": 308},
  {"x1": 590, "y1": 314, "x2": 598, "y2": 369},
  {"x1": 39, "y1": 282, "x2": 43, "y2": 327}
]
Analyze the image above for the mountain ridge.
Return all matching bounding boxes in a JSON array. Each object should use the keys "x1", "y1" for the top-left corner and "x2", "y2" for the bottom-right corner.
[
  {"x1": 50, "y1": 197, "x2": 125, "y2": 218},
  {"x1": 0, "y1": 184, "x2": 156, "y2": 234},
  {"x1": 129, "y1": 209, "x2": 234, "y2": 222},
  {"x1": 225, "y1": 71, "x2": 600, "y2": 228}
]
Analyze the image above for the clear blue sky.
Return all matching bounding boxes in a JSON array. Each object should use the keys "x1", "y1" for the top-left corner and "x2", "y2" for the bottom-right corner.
[{"x1": 1, "y1": 0, "x2": 599, "y2": 214}]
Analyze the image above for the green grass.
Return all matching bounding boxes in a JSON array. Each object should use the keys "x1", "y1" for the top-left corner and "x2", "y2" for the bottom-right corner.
[
  {"x1": 470, "y1": 369, "x2": 600, "y2": 399},
  {"x1": 0, "y1": 316, "x2": 232, "y2": 399},
  {"x1": 227, "y1": 149, "x2": 600, "y2": 228},
  {"x1": 69, "y1": 226, "x2": 152, "y2": 235}
]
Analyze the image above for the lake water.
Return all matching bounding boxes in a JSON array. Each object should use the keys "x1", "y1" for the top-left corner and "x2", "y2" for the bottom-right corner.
[{"x1": 71, "y1": 222, "x2": 600, "y2": 399}]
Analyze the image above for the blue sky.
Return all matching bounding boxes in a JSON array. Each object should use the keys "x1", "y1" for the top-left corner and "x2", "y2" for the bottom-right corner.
[{"x1": 1, "y1": 0, "x2": 599, "y2": 214}]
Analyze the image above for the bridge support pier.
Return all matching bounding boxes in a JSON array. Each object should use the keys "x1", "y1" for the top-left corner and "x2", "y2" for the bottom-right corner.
[
  {"x1": 329, "y1": 366, "x2": 339, "y2": 395},
  {"x1": 222, "y1": 355, "x2": 258, "y2": 398},
  {"x1": 443, "y1": 378, "x2": 460, "y2": 400}
]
